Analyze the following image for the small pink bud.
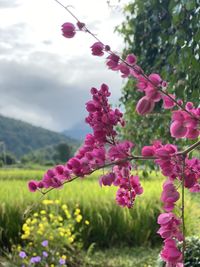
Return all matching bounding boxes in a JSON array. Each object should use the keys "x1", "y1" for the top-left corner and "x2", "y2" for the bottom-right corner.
[
  {"x1": 77, "y1": 21, "x2": 85, "y2": 30},
  {"x1": 136, "y1": 96, "x2": 155, "y2": 115},
  {"x1": 185, "y1": 102, "x2": 194, "y2": 110},
  {"x1": 61, "y1": 22, "x2": 76, "y2": 38},
  {"x1": 104, "y1": 45, "x2": 111, "y2": 51}
]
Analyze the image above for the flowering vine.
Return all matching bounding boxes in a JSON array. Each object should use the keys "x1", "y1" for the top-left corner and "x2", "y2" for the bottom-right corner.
[{"x1": 28, "y1": 1, "x2": 200, "y2": 266}]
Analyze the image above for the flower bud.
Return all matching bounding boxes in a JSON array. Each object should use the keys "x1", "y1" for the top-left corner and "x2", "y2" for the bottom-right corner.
[
  {"x1": 136, "y1": 96, "x2": 155, "y2": 115},
  {"x1": 61, "y1": 22, "x2": 76, "y2": 38}
]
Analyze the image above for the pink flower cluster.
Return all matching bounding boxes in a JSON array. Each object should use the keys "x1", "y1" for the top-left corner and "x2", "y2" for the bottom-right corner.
[
  {"x1": 157, "y1": 213, "x2": 183, "y2": 266},
  {"x1": 85, "y1": 84, "x2": 124, "y2": 144},
  {"x1": 170, "y1": 105, "x2": 200, "y2": 139},
  {"x1": 142, "y1": 141, "x2": 200, "y2": 191},
  {"x1": 161, "y1": 180, "x2": 180, "y2": 212},
  {"x1": 99, "y1": 163, "x2": 143, "y2": 208},
  {"x1": 28, "y1": 84, "x2": 143, "y2": 208}
]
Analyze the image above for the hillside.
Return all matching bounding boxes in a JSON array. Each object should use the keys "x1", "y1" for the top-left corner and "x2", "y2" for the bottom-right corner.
[
  {"x1": 63, "y1": 120, "x2": 91, "y2": 140},
  {"x1": 0, "y1": 115, "x2": 78, "y2": 158}
]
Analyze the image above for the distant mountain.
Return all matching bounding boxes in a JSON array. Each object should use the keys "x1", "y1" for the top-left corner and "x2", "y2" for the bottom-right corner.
[
  {"x1": 63, "y1": 121, "x2": 92, "y2": 140},
  {"x1": 0, "y1": 115, "x2": 78, "y2": 158}
]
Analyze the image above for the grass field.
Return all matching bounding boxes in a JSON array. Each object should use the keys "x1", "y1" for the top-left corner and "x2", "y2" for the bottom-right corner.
[{"x1": 0, "y1": 168, "x2": 200, "y2": 252}]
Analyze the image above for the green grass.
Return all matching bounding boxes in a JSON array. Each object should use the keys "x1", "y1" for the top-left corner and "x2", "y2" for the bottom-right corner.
[
  {"x1": 84, "y1": 246, "x2": 160, "y2": 267},
  {"x1": 0, "y1": 169, "x2": 199, "y2": 251}
]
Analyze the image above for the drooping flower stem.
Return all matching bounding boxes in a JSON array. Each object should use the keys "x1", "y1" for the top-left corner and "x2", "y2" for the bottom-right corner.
[{"x1": 181, "y1": 156, "x2": 186, "y2": 264}]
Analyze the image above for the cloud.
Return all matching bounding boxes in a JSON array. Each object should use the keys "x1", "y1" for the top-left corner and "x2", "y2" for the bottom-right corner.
[
  {"x1": 0, "y1": 0, "x2": 124, "y2": 132},
  {"x1": 0, "y1": 51, "x2": 122, "y2": 131},
  {"x1": 0, "y1": 0, "x2": 21, "y2": 8},
  {"x1": 0, "y1": 23, "x2": 33, "y2": 56}
]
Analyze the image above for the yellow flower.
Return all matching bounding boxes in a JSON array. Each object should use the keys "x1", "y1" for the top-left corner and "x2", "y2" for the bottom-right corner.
[
  {"x1": 54, "y1": 199, "x2": 60, "y2": 204},
  {"x1": 21, "y1": 234, "x2": 28, "y2": 239},
  {"x1": 17, "y1": 245, "x2": 21, "y2": 252},
  {"x1": 49, "y1": 213, "x2": 54, "y2": 219},
  {"x1": 68, "y1": 237, "x2": 74, "y2": 243},
  {"x1": 49, "y1": 235, "x2": 54, "y2": 240},
  {"x1": 61, "y1": 255, "x2": 67, "y2": 260},
  {"x1": 33, "y1": 213, "x2": 38, "y2": 217},
  {"x1": 76, "y1": 214, "x2": 82, "y2": 223},
  {"x1": 33, "y1": 253, "x2": 37, "y2": 256},
  {"x1": 40, "y1": 210, "x2": 46, "y2": 215},
  {"x1": 22, "y1": 223, "x2": 29, "y2": 231},
  {"x1": 28, "y1": 242, "x2": 33, "y2": 246},
  {"x1": 62, "y1": 204, "x2": 68, "y2": 210},
  {"x1": 42, "y1": 199, "x2": 53, "y2": 205},
  {"x1": 85, "y1": 220, "x2": 90, "y2": 225},
  {"x1": 58, "y1": 216, "x2": 63, "y2": 222},
  {"x1": 31, "y1": 218, "x2": 37, "y2": 224},
  {"x1": 26, "y1": 218, "x2": 31, "y2": 224},
  {"x1": 64, "y1": 211, "x2": 71, "y2": 219},
  {"x1": 74, "y1": 208, "x2": 81, "y2": 215},
  {"x1": 50, "y1": 265, "x2": 55, "y2": 267}
]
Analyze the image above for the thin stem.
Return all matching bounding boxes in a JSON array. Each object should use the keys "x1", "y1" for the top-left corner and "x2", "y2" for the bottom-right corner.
[
  {"x1": 181, "y1": 156, "x2": 186, "y2": 264},
  {"x1": 39, "y1": 138, "x2": 200, "y2": 196},
  {"x1": 177, "y1": 140, "x2": 200, "y2": 156}
]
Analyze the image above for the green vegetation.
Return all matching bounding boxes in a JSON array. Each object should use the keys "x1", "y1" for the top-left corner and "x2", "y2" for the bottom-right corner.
[
  {"x1": 21, "y1": 142, "x2": 75, "y2": 166},
  {"x1": 85, "y1": 246, "x2": 160, "y2": 267},
  {"x1": 117, "y1": 0, "x2": 200, "y2": 151},
  {"x1": 0, "y1": 115, "x2": 78, "y2": 158},
  {"x1": 0, "y1": 169, "x2": 199, "y2": 253}
]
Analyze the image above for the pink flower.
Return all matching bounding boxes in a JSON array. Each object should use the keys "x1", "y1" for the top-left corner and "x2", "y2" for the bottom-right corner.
[
  {"x1": 106, "y1": 54, "x2": 120, "y2": 70},
  {"x1": 148, "y1": 73, "x2": 162, "y2": 86},
  {"x1": 126, "y1": 54, "x2": 137, "y2": 65},
  {"x1": 145, "y1": 87, "x2": 162, "y2": 102},
  {"x1": 28, "y1": 180, "x2": 38, "y2": 192},
  {"x1": 162, "y1": 94, "x2": 176, "y2": 109},
  {"x1": 61, "y1": 22, "x2": 76, "y2": 38},
  {"x1": 118, "y1": 63, "x2": 130, "y2": 77},
  {"x1": 141, "y1": 146, "x2": 155, "y2": 157},
  {"x1": 161, "y1": 180, "x2": 180, "y2": 212},
  {"x1": 161, "y1": 239, "x2": 182, "y2": 265},
  {"x1": 91, "y1": 42, "x2": 104, "y2": 56},
  {"x1": 136, "y1": 96, "x2": 155, "y2": 115},
  {"x1": 170, "y1": 121, "x2": 187, "y2": 138},
  {"x1": 99, "y1": 172, "x2": 116, "y2": 187}
]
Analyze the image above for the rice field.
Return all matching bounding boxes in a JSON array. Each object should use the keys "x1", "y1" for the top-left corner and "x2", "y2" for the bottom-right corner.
[{"x1": 0, "y1": 168, "x2": 199, "y2": 251}]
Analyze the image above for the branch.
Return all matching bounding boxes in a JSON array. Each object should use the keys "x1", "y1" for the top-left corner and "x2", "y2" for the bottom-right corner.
[
  {"x1": 176, "y1": 140, "x2": 200, "y2": 155},
  {"x1": 39, "y1": 139, "x2": 200, "y2": 195}
]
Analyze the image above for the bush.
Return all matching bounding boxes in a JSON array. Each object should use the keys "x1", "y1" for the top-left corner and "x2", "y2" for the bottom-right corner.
[{"x1": 10, "y1": 200, "x2": 90, "y2": 266}]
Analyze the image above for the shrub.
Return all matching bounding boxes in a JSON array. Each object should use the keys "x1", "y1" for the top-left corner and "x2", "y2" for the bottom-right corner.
[{"x1": 11, "y1": 200, "x2": 89, "y2": 266}]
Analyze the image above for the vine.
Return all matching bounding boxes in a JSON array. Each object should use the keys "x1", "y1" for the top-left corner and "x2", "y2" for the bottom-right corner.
[{"x1": 28, "y1": 1, "x2": 200, "y2": 266}]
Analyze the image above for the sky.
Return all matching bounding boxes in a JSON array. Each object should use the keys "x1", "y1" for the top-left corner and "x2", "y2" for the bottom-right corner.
[{"x1": 0, "y1": 0, "x2": 129, "y2": 132}]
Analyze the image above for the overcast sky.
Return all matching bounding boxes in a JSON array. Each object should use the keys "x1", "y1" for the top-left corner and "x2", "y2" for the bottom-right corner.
[{"x1": 0, "y1": 0, "x2": 129, "y2": 132}]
